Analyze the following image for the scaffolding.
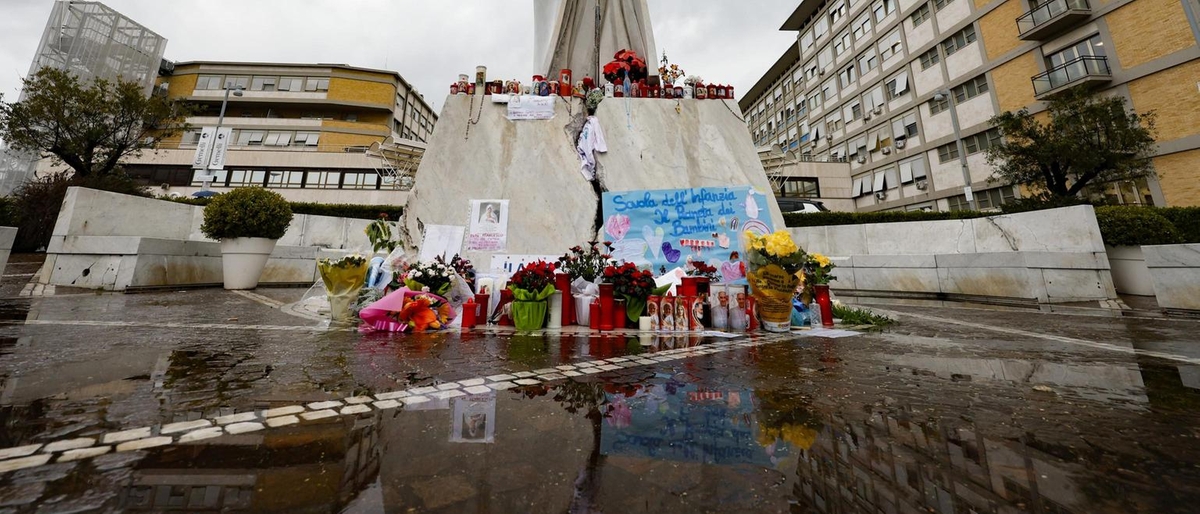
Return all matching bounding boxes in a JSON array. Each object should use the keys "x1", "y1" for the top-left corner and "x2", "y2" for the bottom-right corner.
[{"x1": 0, "y1": 1, "x2": 167, "y2": 194}]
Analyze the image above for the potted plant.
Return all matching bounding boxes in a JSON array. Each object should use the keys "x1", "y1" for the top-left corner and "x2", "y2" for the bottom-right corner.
[
  {"x1": 804, "y1": 252, "x2": 838, "y2": 329},
  {"x1": 744, "y1": 231, "x2": 809, "y2": 332},
  {"x1": 200, "y1": 187, "x2": 294, "y2": 290},
  {"x1": 508, "y1": 261, "x2": 557, "y2": 331},
  {"x1": 603, "y1": 262, "x2": 670, "y2": 326}
]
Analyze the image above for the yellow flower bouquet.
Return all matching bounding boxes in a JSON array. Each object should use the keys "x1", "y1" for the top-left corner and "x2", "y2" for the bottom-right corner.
[
  {"x1": 318, "y1": 254, "x2": 369, "y2": 322},
  {"x1": 743, "y1": 231, "x2": 808, "y2": 333}
]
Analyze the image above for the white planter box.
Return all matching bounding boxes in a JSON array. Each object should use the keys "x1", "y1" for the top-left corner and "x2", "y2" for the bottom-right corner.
[
  {"x1": 1106, "y1": 245, "x2": 1156, "y2": 296},
  {"x1": 1143, "y1": 244, "x2": 1200, "y2": 312},
  {"x1": 221, "y1": 238, "x2": 278, "y2": 290}
]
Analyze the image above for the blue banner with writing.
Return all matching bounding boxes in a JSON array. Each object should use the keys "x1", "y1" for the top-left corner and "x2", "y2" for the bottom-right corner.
[{"x1": 601, "y1": 186, "x2": 774, "y2": 281}]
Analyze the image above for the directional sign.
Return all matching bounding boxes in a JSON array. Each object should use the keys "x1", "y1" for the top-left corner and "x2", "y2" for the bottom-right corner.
[
  {"x1": 191, "y1": 127, "x2": 216, "y2": 169},
  {"x1": 207, "y1": 127, "x2": 233, "y2": 170}
]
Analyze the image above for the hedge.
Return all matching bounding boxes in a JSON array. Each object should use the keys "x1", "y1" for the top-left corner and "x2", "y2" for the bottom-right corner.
[
  {"x1": 784, "y1": 209, "x2": 991, "y2": 228},
  {"x1": 1094, "y1": 206, "x2": 1181, "y2": 247},
  {"x1": 172, "y1": 197, "x2": 402, "y2": 221}
]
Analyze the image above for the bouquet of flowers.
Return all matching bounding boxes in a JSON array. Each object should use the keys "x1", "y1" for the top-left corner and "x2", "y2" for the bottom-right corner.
[
  {"x1": 603, "y1": 49, "x2": 649, "y2": 83},
  {"x1": 744, "y1": 231, "x2": 809, "y2": 333},
  {"x1": 438, "y1": 254, "x2": 476, "y2": 290},
  {"x1": 603, "y1": 262, "x2": 670, "y2": 323},
  {"x1": 558, "y1": 241, "x2": 613, "y2": 283},
  {"x1": 404, "y1": 260, "x2": 454, "y2": 296},
  {"x1": 359, "y1": 288, "x2": 456, "y2": 333},
  {"x1": 508, "y1": 261, "x2": 558, "y2": 330},
  {"x1": 804, "y1": 253, "x2": 837, "y2": 286},
  {"x1": 686, "y1": 260, "x2": 719, "y2": 281},
  {"x1": 658, "y1": 51, "x2": 686, "y2": 85},
  {"x1": 318, "y1": 254, "x2": 370, "y2": 322}
]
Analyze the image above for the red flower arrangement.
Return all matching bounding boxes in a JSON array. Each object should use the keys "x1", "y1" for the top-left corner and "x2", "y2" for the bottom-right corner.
[
  {"x1": 603, "y1": 262, "x2": 670, "y2": 323},
  {"x1": 509, "y1": 260, "x2": 557, "y2": 293},
  {"x1": 687, "y1": 261, "x2": 719, "y2": 281},
  {"x1": 603, "y1": 49, "x2": 649, "y2": 83}
]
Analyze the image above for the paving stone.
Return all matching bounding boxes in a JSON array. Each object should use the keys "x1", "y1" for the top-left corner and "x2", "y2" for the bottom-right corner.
[
  {"x1": 488, "y1": 382, "x2": 518, "y2": 390},
  {"x1": 464, "y1": 386, "x2": 492, "y2": 395},
  {"x1": 579, "y1": 368, "x2": 604, "y2": 374},
  {"x1": 555, "y1": 365, "x2": 577, "y2": 371},
  {"x1": 597, "y1": 365, "x2": 621, "y2": 371},
  {"x1": 0, "y1": 455, "x2": 52, "y2": 474},
  {"x1": 436, "y1": 383, "x2": 461, "y2": 391},
  {"x1": 42, "y1": 438, "x2": 95, "y2": 453},
  {"x1": 344, "y1": 396, "x2": 374, "y2": 405},
  {"x1": 101, "y1": 427, "x2": 152, "y2": 445},
  {"x1": 400, "y1": 396, "x2": 430, "y2": 406},
  {"x1": 340, "y1": 405, "x2": 372, "y2": 415},
  {"x1": 179, "y1": 428, "x2": 225, "y2": 443},
  {"x1": 262, "y1": 406, "x2": 305, "y2": 418},
  {"x1": 514, "y1": 379, "x2": 541, "y2": 386},
  {"x1": 300, "y1": 410, "x2": 338, "y2": 421},
  {"x1": 373, "y1": 400, "x2": 402, "y2": 410},
  {"x1": 375, "y1": 391, "x2": 411, "y2": 401},
  {"x1": 0, "y1": 445, "x2": 41, "y2": 461},
  {"x1": 305, "y1": 401, "x2": 342, "y2": 411},
  {"x1": 429, "y1": 390, "x2": 465, "y2": 400},
  {"x1": 213, "y1": 412, "x2": 258, "y2": 425},
  {"x1": 224, "y1": 422, "x2": 265, "y2": 435},
  {"x1": 115, "y1": 437, "x2": 172, "y2": 452},
  {"x1": 485, "y1": 374, "x2": 518, "y2": 382},
  {"x1": 538, "y1": 373, "x2": 567, "y2": 381},
  {"x1": 409, "y1": 386, "x2": 438, "y2": 395},
  {"x1": 56, "y1": 446, "x2": 112, "y2": 462},
  {"x1": 574, "y1": 361, "x2": 597, "y2": 367},
  {"x1": 608, "y1": 357, "x2": 630, "y2": 362},
  {"x1": 161, "y1": 420, "x2": 212, "y2": 435},
  {"x1": 512, "y1": 371, "x2": 537, "y2": 378},
  {"x1": 562, "y1": 370, "x2": 583, "y2": 377},
  {"x1": 266, "y1": 416, "x2": 300, "y2": 428},
  {"x1": 534, "y1": 368, "x2": 559, "y2": 374}
]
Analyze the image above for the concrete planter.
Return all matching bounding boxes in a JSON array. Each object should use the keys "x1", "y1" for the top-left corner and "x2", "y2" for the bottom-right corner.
[
  {"x1": 220, "y1": 238, "x2": 278, "y2": 290},
  {"x1": 1106, "y1": 245, "x2": 1156, "y2": 296},
  {"x1": 1143, "y1": 244, "x2": 1200, "y2": 312},
  {"x1": 0, "y1": 227, "x2": 16, "y2": 276}
]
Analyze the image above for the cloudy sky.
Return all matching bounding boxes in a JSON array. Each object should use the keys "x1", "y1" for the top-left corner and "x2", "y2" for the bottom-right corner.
[{"x1": 0, "y1": 0, "x2": 799, "y2": 112}]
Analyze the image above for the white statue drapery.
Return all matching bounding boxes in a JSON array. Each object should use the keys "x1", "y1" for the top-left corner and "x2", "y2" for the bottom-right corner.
[{"x1": 533, "y1": 0, "x2": 658, "y2": 80}]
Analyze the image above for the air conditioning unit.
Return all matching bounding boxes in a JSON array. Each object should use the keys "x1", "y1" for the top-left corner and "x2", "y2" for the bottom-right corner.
[
  {"x1": 825, "y1": 135, "x2": 833, "y2": 141},
  {"x1": 875, "y1": 191, "x2": 887, "y2": 200},
  {"x1": 863, "y1": 113, "x2": 872, "y2": 121},
  {"x1": 882, "y1": 147, "x2": 892, "y2": 155},
  {"x1": 819, "y1": 68, "x2": 827, "y2": 75},
  {"x1": 915, "y1": 180, "x2": 929, "y2": 191},
  {"x1": 895, "y1": 139, "x2": 906, "y2": 149},
  {"x1": 857, "y1": 156, "x2": 867, "y2": 164},
  {"x1": 873, "y1": 107, "x2": 883, "y2": 115}
]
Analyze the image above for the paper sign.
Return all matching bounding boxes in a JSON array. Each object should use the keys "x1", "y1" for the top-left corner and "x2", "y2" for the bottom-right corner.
[
  {"x1": 467, "y1": 200, "x2": 510, "y2": 252},
  {"x1": 507, "y1": 95, "x2": 556, "y2": 121},
  {"x1": 601, "y1": 186, "x2": 773, "y2": 280},
  {"x1": 419, "y1": 225, "x2": 465, "y2": 262},
  {"x1": 489, "y1": 255, "x2": 559, "y2": 274}
]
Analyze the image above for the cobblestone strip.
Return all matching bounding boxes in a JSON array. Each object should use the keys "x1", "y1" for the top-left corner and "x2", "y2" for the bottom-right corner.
[
  {"x1": 0, "y1": 332, "x2": 795, "y2": 474},
  {"x1": 22, "y1": 319, "x2": 351, "y2": 333}
]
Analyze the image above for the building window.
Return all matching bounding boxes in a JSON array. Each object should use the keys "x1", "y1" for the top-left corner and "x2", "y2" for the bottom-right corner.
[
  {"x1": 963, "y1": 128, "x2": 1003, "y2": 154},
  {"x1": 236, "y1": 130, "x2": 266, "y2": 146},
  {"x1": 948, "y1": 187, "x2": 1015, "y2": 211},
  {"x1": 891, "y1": 111, "x2": 919, "y2": 141},
  {"x1": 801, "y1": 29, "x2": 815, "y2": 51},
  {"x1": 196, "y1": 75, "x2": 224, "y2": 90},
  {"x1": 180, "y1": 130, "x2": 202, "y2": 146},
  {"x1": 951, "y1": 75, "x2": 990, "y2": 103},
  {"x1": 250, "y1": 76, "x2": 277, "y2": 91},
  {"x1": 886, "y1": 73, "x2": 910, "y2": 99},
  {"x1": 858, "y1": 50, "x2": 879, "y2": 75},
  {"x1": 839, "y1": 65, "x2": 857, "y2": 89},
  {"x1": 805, "y1": 62, "x2": 819, "y2": 80},
  {"x1": 808, "y1": 94, "x2": 822, "y2": 111},
  {"x1": 1046, "y1": 34, "x2": 1106, "y2": 69},
  {"x1": 776, "y1": 177, "x2": 822, "y2": 198},
  {"x1": 910, "y1": 4, "x2": 931, "y2": 26},
  {"x1": 830, "y1": 1, "x2": 848, "y2": 24},
  {"x1": 305, "y1": 77, "x2": 330, "y2": 92},
  {"x1": 267, "y1": 170, "x2": 305, "y2": 188},
  {"x1": 919, "y1": 47, "x2": 941, "y2": 70},
  {"x1": 934, "y1": 0, "x2": 956, "y2": 11},
  {"x1": 846, "y1": 101, "x2": 863, "y2": 121},
  {"x1": 936, "y1": 141, "x2": 960, "y2": 163},
  {"x1": 873, "y1": 0, "x2": 896, "y2": 22},
  {"x1": 228, "y1": 170, "x2": 267, "y2": 187},
  {"x1": 308, "y1": 171, "x2": 342, "y2": 189},
  {"x1": 878, "y1": 29, "x2": 903, "y2": 61},
  {"x1": 342, "y1": 173, "x2": 381, "y2": 190},
  {"x1": 294, "y1": 132, "x2": 321, "y2": 146},
  {"x1": 833, "y1": 31, "x2": 852, "y2": 56},
  {"x1": 852, "y1": 13, "x2": 872, "y2": 41},
  {"x1": 898, "y1": 157, "x2": 929, "y2": 183},
  {"x1": 826, "y1": 113, "x2": 844, "y2": 133},
  {"x1": 226, "y1": 76, "x2": 250, "y2": 90},
  {"x1": 941, "y1": 25, "x2": 977, "y2": 56},
  {"x1": 929, "y1": 94, "x2": 951, "y2": 115},
  {"x1": 277, "y1": 77, "x2": 305, "y2": 92}
]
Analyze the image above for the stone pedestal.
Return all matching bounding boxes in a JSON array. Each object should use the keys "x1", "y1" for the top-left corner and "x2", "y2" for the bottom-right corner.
[{"x1": 402, "y1": 95, "x2": 783, "y2": 267}]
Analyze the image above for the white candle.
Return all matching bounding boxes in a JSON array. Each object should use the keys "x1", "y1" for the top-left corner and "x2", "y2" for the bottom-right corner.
[
  {"x1": 547, "y1": 292, "x2": 564, "y2": 329},
  {"x1": 639, "y1": 316, "x2": 652, "y2": 332}
]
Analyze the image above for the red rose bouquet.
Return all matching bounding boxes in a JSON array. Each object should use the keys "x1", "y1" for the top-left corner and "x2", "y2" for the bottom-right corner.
[
  {"x1": 603, "y1": 262, "x2": 670, "y2": 323},
  {"x1": 558, "y1": 241, "x2": 614, "y2": 283},
  {"x1": 603, "y1": 49, "x2": 649, "y2": 83},
  {"x1": 508, "y1": 260, "x2": 558, "y2": 331}
]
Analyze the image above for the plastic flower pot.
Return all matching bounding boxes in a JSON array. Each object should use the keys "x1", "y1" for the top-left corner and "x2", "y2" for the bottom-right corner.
[{"x1": 220, "y1": 238, "x2": 278, "y2": 290}]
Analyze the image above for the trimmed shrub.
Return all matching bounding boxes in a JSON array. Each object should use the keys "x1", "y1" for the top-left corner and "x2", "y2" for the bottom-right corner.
[
  {"x1": 784, "y1": 209, "x2": 989, "y2": 228},
  {"x1": 175, "y1": 197, "x2": 401, "y2": 222},
  {"x1": 1094, "y1": 206, "x2": 1180, "y2": 247},
  {"x1": 1000, "y1": 195, "x2": 1091, "y2": 214},
  {"x1": 201, "y1": 187, "x2": 294, "y2": 240},
  {"x1": 1157, "y1": 207, "x2": 1200, "y2": 244}
]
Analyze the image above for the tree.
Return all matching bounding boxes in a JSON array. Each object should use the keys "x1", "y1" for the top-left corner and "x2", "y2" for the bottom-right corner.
[
  {"x1": 985, "y1": 87, "x2": 1157, "y2": 199},
  {"x1": 0, "y1": 67, "x2": 195, "y2": 179}
]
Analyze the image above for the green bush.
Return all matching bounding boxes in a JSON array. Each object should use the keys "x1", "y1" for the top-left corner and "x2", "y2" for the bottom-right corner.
[
  {"x1": 175, "y1": 197, "x2": 401, "y2": 221},
  {"x1": 1094, "y1": 206, "x2": 1180, "y2": 247},
  {"x1": 201, "y1": 187, "x2": 294, "y2": 240},
  {"x1": 784, "y1": 209, "x2": 989, "y2": 228},
  {"x1": 1000, "y1": 195, "x2": 1091, "y2": 214},
  {"x1": 1157, "y1": 207, "x2": 1200, "y2": 244}
]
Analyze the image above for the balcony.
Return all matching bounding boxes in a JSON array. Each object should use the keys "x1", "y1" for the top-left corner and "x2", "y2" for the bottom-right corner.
[
  {"x1": 1017, "y1": 0, "x2": 1092, "y2": 40},
  {"x1": 1032, "y1": 56, "x2": 1111, "y2": 98}
]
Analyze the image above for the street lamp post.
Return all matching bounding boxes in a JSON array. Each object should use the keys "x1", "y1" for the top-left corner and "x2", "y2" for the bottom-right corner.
[
  {"x1": 934, "y1": 89, "x2": 975, "y2": 211},
  {"x1": 201, "y1": 83, "x2": 243, "y2": 191}
]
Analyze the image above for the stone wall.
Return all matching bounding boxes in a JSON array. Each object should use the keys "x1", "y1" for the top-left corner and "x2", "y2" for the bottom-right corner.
[
  {"x1": 42, "y1": 187, "x2": 370, "y2": 291},
  {"x1": 0, "y1": 227, "x2": 15, "y2": 275},
  {"x1": 788, "y1": 205, "x2": 1118, "y2": 304},
  {"x1": 1143, "y1": 243, "x2": 1200, "y2": 312}
]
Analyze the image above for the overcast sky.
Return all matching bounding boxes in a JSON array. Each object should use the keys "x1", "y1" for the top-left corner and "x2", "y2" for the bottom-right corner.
[{"x1": 0, "y1": 0, "x2": 799, "y2": 112}]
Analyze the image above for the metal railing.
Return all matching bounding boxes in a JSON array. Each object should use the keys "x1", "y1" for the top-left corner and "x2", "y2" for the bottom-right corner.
[
  {"x1": 1017, "y1": 0, "x2": 1090, "y2": 36},
  {"x1": 1032, "y1": 55, "x2": 1110, "y2": 96}
]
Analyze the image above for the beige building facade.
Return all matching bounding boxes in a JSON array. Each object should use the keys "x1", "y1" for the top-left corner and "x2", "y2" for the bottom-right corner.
[
  {"x1": 116, "y1": 61, "x2": 438, "y2": 205},
  {"x1": 741, "y1": 0, "x2": 1200, "y2": 211}
]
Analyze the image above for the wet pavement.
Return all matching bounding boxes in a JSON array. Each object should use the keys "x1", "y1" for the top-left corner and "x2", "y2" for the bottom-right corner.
[{"x1": 1, "y1": 280, "x2": 1200, "y2": 512}]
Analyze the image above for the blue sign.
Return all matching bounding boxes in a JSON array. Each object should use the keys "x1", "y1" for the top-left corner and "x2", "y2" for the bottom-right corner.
[{"x1": 601, "y1": 186, "x2": 774, "y2": 281}]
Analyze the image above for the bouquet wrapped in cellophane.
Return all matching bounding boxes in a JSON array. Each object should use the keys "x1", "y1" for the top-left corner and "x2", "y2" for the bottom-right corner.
[
  {"x1": 318, "y1": 254, "x2": 370, "y2": 322},
  {"x1": 743, "y1": 231, "x2": 808, "y2": 333}
]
